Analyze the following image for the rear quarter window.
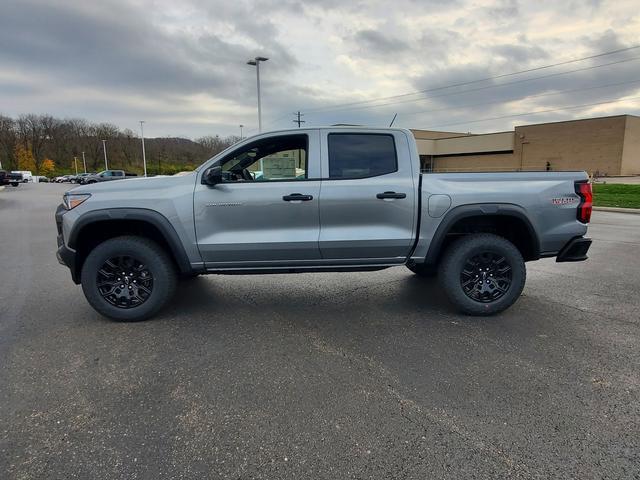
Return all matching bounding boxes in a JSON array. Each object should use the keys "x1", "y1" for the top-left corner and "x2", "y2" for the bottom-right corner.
[{"x1": 328, "y1": 133, "x2": 397, "y2": 179}]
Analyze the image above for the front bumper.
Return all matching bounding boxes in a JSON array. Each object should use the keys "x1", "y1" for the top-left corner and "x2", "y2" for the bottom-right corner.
[
  {"x1": 55, "y1": 203, "x2": 80, "y2": 283},
  {"x1": 556, "y1": 236, "x2": 592, "y2": 262}
]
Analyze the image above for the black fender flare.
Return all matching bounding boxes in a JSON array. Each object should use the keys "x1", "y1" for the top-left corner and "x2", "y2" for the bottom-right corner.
[
  {"x1": 424, "y1": 203, "x2": 540, "y2": 265},
  {"x1": 68, "y1": 208, "x2": 194, "y2": 274}
]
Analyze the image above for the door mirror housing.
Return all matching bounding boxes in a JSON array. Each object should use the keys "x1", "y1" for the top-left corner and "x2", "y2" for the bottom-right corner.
[{"x1": 202, "y1": 165, "x2": 223, "y2": 185}]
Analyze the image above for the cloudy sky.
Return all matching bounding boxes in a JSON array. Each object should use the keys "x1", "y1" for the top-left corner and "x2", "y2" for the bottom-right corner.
[{"x1": 1, "y1": 0, "x2": 639, "y2": 138}]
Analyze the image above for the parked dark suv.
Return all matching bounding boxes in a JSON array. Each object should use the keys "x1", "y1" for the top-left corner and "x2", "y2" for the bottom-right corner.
[{"x1": 0, "y1": 170, "x2": 22, "y2": 187}]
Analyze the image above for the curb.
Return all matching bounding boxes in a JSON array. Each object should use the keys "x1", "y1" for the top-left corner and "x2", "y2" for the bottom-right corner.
[{"x1": 593, "y1": 206, "x2": 640, "y2": 215}]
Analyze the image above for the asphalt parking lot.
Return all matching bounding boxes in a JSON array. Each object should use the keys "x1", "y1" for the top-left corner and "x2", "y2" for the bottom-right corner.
[{"x1": 1, "y1": 183, "x2": 639, "y2": 479}]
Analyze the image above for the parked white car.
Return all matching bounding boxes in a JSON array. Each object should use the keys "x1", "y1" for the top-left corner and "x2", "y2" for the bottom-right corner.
[{"x1": 12, "y1": 170, "x2": 33, "y2": 183}]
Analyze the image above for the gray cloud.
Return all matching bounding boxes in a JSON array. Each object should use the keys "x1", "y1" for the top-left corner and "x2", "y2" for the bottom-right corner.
[
  {"x1": 352, "y1": 29, "x2": 410, "y2": 56},
  {"x1": 490, "y1": 43, "x2": 550, "y2": 64},
  {"x1": 484, "y1": 0, "x2": 520, "y2": 19},
  {"x1": 0, "y1": 0, "x2": 638, "y2": 137},
  {"x1": 0, "y1": 0, "x2": 298, "y2": 105}
]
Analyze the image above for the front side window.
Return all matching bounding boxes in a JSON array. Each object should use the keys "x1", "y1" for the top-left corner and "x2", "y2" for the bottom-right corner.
[
  {"x1": 219, "y1": 134, "x2": 308, "y2": 182},
  {"x1": 328, "y1": 133, "x2": 397, "y2": 179}
]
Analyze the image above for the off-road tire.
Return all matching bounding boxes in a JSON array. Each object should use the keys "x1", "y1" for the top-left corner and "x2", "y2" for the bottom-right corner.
[
  {"x1": 438, "y1": 233, "x2": 526, "y2": 316},
  {"x1": 81, "y1": 236, "x2": 177, "y2": 321}
]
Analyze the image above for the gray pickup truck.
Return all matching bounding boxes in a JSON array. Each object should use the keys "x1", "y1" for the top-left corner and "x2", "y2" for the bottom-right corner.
[
  {"x1": 79, "y1": 169, "x2": 137, "y2": 184},
  {"x1": 55, "y1": 127, "x2": 592, "y2": 321}
]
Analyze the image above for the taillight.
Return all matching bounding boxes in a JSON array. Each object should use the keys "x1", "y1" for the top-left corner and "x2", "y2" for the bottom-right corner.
[{"x1": 575, "y1": 181, "x2": 592, "y2": 224}]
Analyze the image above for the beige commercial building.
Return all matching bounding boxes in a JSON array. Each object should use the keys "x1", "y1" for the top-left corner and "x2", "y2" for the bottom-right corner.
[{"x1": 411, "y1": 114, "x2": 640, "y2": 176}]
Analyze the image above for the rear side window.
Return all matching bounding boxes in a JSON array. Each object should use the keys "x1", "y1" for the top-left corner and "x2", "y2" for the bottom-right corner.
[{"x1": 328, "y1": 133, "x2": 397, "y2": 179}]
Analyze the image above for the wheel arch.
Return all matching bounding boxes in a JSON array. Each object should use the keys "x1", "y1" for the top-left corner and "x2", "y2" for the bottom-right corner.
[
  {"x1": 424, "y1": 203, "x2": 540, "y2": 265},
  {"x1": 68, "y1": 208, "x2": 194, "y2": 282}
]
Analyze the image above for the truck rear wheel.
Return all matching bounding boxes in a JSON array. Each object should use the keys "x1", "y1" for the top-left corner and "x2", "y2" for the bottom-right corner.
[
  {"x1": 438, "y1": 233, "x2": 526, "y2": 316},
  {"x1": 81, "y1": 236, "x2": 177, "y2": 321}
]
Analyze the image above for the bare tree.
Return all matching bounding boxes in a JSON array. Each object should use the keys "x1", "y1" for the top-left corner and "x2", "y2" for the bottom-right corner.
[
  {"x1": 1, "y1": 113, "x2": 212, "y2": 175},
  {"x1": 196, "y1": 135, "x2": 236, "y2": 157},
  {"x1": 16, "y1": 114, "x2": 52, "y2": 172},
  {"x1": 0, "y1": 115, "x2": 17, "y2": 170}
]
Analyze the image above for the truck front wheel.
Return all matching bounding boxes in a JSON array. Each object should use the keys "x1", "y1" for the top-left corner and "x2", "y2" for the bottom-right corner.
[
  {"x1": 438, "y1": 233, "x2": 526, "y2": 316},
  {"x1": 81, "y1": 236, "x2": 177, "y2": 321}
]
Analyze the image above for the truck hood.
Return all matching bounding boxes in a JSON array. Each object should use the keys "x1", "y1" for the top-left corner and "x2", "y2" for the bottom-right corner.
[{"x1": 69, "y1": 172, "x2": 197, "y2": 194}]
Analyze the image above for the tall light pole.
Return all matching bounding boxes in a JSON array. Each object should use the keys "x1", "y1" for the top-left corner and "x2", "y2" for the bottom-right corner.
[
  {"x1": 73, "y1": 156, "x2": 78, "y2": 175},
  {"x1": 239, "y1": 124, "x2": 244, "y2": 139},
  {"x1": 246, "y1": 56, "x2": 268, "y2": 132},
  {"x1": 139, "y1": 120, "x2": 147, "y2": 177},
  {"x1": 81, "y1": 151, "x2": 87, "y2": 173},
  {"x1": 102, "y1": 140, "x2": 108, "y2": 170}
]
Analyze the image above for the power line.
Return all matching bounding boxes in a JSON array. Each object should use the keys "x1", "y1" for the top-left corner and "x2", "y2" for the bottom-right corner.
[
  {"x1": 303, "y1": 45, "x2": 640, "y2": 113},
  {"x1": 398, "y1": 78, "x2": 640, "y2": 118},
  {"x1": 424, "y1": 95, "x2": 640, "y2": 129},
  {"x1": 308, "y1": 55, "x2": 640, "y2": 114}
]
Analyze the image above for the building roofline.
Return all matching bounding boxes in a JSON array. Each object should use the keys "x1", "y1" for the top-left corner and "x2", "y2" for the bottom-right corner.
[
  {"x1": 410, "y1": 129, "x2": 468, "y2": 135},
  {"x1": 515, "y1": 113, "x2": 639, "y2": 129},
  {"x1": 423, "y1": 130, "x2": 514, "y2": 140}
]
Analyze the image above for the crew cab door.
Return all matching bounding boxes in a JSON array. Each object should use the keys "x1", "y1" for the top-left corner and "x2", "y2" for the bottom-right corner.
[
  {"x1": 194, "y1": 131, "x2": 322, "y2": 267},
  {"x1": 318, "y1": 130, "x2": 417, "y2": 262}
]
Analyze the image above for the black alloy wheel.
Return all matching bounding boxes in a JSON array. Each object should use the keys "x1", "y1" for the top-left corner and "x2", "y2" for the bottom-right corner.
[
  {"x1": 460, "y1": 252, "x2": 512, "y2": 303},
  {"x1": 81, "y1": 236, "x2": 177, "y2": 321},
  {"x1": 438, "y1": 233, "x2": 526, "y2": 316},
  {"x1": 97, "y1": 256, "x2": 154, "y2": 308}
]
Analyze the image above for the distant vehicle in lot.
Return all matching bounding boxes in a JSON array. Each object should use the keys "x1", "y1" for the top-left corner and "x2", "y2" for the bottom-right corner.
[
  {"x1": 1, "y1": 170, "x2": 23, "y2": 186},
  {"x1": 79, "y1": 170, "x2": 137, "y2": 184},
  {"x1": 69, "y1": 173, "x2": 94, "y2": 183},
  {"x1": 56, "y1": 127, "x2": 593, "y2": 321},
  {"x1": 53, "y1": 175, "x2": 74, "y2": 183},
  {"x1": 36, "y1": 176, "x2": 50, "y2": 183},
  {"x1": 12, "y1": 170, "x2": 33, "y2": 183}
]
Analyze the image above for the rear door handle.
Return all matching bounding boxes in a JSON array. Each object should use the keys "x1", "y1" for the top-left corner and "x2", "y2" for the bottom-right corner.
[
  {"x1": 376, "y1": 191, "x2": 406, "y2": 199},
  {"x1": 283, "y1": 193, "x2": 314, "y2": 201}
]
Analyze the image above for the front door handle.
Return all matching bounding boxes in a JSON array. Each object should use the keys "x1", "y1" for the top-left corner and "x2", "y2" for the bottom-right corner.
[
  {"x1": 376, "y1": 191, "x2": 406, "y2": 199},
  {"x1": 283, "y1": 193, "x2": 314, "y2": 201}
]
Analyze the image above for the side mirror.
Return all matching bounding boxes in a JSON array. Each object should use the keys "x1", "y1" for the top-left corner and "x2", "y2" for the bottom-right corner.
[{"x1": 202, "y1": 165, "x2": 223, "y2": 185}]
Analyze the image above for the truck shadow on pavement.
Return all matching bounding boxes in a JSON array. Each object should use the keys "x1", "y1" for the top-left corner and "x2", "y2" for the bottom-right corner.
[{"x1": 161, "y1": 272, "x2": 507, "y2": 327}]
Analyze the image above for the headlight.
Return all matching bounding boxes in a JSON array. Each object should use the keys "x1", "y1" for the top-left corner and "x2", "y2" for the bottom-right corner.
[{"x1": 63, "y1": 193, "x2": 91, "y2": 210}]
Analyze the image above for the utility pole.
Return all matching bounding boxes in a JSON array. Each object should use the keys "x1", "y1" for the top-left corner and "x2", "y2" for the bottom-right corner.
[
  {"x1": 102, "y1": 139, "x2": 108, "y2": 170},
  {"x1": 139, "y1": 120, "x2": 147, "y2": 177},
  {"x1": 293, "y1": 111, "x2": 305, "y2": 128},
  {"x1": 73, "y1": 156, "x2": 78, "y2": 175},
  {"x1": 81, "y1": 151, "x2": 87, "y2": 173}
]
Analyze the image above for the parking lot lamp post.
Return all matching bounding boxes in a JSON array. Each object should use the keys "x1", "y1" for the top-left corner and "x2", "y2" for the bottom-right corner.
[
  {"x1": 102, "y1": 140, "x2": 108, "y2": 170},
  {"x1": 139, "y1": 121, "x2": 147, "y2": 177},
  {"x1": 74, "y1": 156, "x2": 78, "y2": 175},
  {"x1": 82, "y1": 151, "x2": 87, "y2": 173},
  {"x1": 239, "y1": 124, "x2": 244, "y2": 139},
  {"x1": 246, "y1": 57, "x2": 268, "y2": 133}
]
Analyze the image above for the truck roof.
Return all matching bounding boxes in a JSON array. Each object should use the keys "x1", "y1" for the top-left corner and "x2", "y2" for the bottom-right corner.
[{"x1": 246, "y1": 126, "x2": 412, "y2": 136}]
